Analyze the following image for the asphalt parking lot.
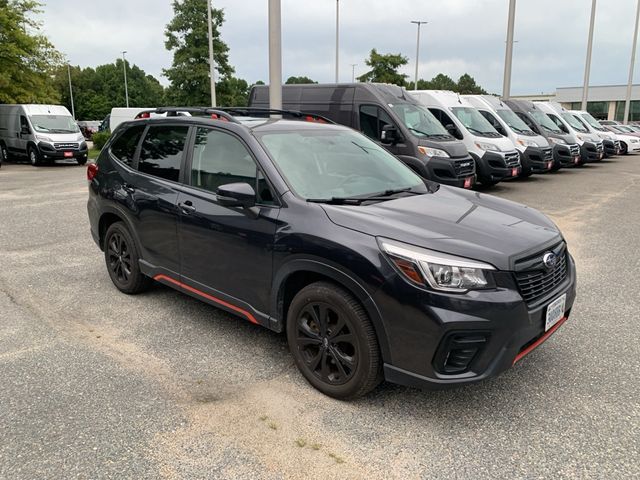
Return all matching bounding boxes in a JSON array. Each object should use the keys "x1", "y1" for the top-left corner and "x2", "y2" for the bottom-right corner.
[{"x1": 1, "y1": 158, "x2": 639, "y2": 479}]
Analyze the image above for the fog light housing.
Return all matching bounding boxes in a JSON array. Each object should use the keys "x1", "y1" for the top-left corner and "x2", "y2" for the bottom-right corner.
[{"x1": 433, "y1": 332, "x2": 489, "y2": 374}]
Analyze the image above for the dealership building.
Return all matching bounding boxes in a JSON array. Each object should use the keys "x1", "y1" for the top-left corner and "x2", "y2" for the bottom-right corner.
[{"x1": 514, "y1": 84, "x2": 640, "y2": 121}]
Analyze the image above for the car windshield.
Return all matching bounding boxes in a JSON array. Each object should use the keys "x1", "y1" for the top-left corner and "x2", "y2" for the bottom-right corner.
[
  {"x1": 580, "y1": 113, "x2": 606, "y2": 131},
  {"x1": 258, "y1": 129, "x2": 426, "y2": 201},
  {"x1": 617, "y1": 125, "x2": 634, "y2": 133},
  {"x1": 561, "y1": 113, "x2": 588, "y2": 132},
  {"x1": 390, "y1": 103, "x2": 451, "y2": 138},
  {"x1": 30, "y1": 115, "x2": 80, "y2": 133},
  {"x1": 451, "y1": 107, "x2": 498, "y2": 136},
  {"x1": 496, "y1": 109, "x2": 533, "y2": 134},
  {"x1": 529, "y1": 110, "x2": 562, "y2": 134}
]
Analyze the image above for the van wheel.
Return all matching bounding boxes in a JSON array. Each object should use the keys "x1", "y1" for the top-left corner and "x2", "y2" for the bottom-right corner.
[
  {"x1": 28, "y1": 146, "x2": 41, "y2": 166},
  {"x1": 286, "y1": 282, "x2": 382, "y2": 399},
  {"x1": 104, "y1": 222, "x2": 151, "y2": 294},
  {"x1": 77, "y1": 157, "x2": 87, "y2": 166},
  {"x1": 0, "y1": 143, "x2": 8, "y2": 163}
]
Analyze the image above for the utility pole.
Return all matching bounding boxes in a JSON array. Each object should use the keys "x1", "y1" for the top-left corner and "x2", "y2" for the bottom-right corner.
[
  {"x1": 67, "y1": 64, "x2": 75, "y2": 119},
  {"x1": 502, "y1": 0, "x2": 516, "y2": 99},
  {"x1": 411, "y1": 21, "x2": 427, "y2": 91},
  {"x1": 122, "y1": 51, "x2": 129, "y2": 108},
  {"x1": 207, "y1": 0, "x2": 217, "y2": 107},
  {"x1": 268, "y1": 0, "x2": 282, "y2": 111},
  {"x1": 624, "y1": 0, "x2": 640, "y2": 123},
  {"x1": 350, "y1": 63, "x2": 357, "y2": 82},
  {"x1": 335, "y1": 0, "x2": 340, "y2": 83},
  {"x1": 582, "y1": 0, "x2": 597, "y2": 111}
]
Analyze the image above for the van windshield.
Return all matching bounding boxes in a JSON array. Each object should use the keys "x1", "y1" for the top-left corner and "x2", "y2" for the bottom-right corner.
[
  {"x1": 451, "y1": 107, "x2": 499, "y2": 136},
  {"x1": 496, "y1": 109, "x2": 534, "y2": 134},
  {"x1": 580, "y1": 113, "x2": 606, "y2": 131},
  {"x1": 30, "y1": 115, "x2": 80, "y2": 134},
  {"x1": 258, "y1": 129, "x2": 425, "y2": 201},
  {"x1": 529, "y1": 110, "x2": 562, "y2": 134},
  {"x1": 561, "y1": 113, "x2": 588, "y2": 133},
  {"x1": 390, "y1": 103, "x2": 451, "y2": 138}
]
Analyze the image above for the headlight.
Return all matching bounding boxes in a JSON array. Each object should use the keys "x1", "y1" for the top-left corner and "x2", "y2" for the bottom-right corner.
[
  {"x1": 576, "y1": 134, "x2": 586, "y2": 141},
  {"x1": 517, "y1": 139, "x2": 538, "y2": 147},
  {"x1": 548, "y1": 137, "x2": 567, "y2": 145},
  {"x1": 630, "y1": 138, "x2": 639, "y2": 143},
  {"x1": 378, "y1": 238, "x2": 496, "y2": 292},
  {"x1": 36, "y1": 134, "x2": 52, "y2": 142},
  {"x1": 77, "y1": 134, "x2": 85, "y2": 141},
  {"x1": 475, "y1": 141, "x2": 500, "y2": 152},
  {"x1": 417, "y1": 146, "x2": 450, "y2": 158}
]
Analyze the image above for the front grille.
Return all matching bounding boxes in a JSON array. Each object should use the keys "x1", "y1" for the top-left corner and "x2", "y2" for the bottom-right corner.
[
  {"x1": 569, "y1": 144, "x2": 580, "y2": 156},
  {"x1": 515, "y1": 243, "x2": 568, "y2": 305},
  {"x1": 453, "y1": 158, "x2": 475, "y2": 177},
  {"x1": 542, "y1": 147, "x2": 553, "y2": 161},
  {"x1": 504, "y1": 151, "x2": 520, "y2": 167},
  {"x1": 53, "y1": 142, "x2": 79, "y2": 151}
]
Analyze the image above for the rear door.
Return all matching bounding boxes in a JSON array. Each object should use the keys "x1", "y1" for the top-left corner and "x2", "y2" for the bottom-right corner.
[{"x1": 176, "y1": 126, "x2": 280, "y2": 323}]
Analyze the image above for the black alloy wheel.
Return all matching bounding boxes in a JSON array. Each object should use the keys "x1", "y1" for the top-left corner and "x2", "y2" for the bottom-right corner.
[
  {"x1": 287, "y1": 282, "x2": 382, "y2": 399},
  {"x1": 103, "y1": 222, "x2": 151, "y2": 294}
]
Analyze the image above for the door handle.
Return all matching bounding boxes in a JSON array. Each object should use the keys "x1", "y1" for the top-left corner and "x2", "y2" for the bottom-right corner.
[
  {"x1": 178, "y1": 201, "x2": 197, "y2": 214},
  {"x1": 122, "y1": 183, "x2": 136, "y2": 194}
]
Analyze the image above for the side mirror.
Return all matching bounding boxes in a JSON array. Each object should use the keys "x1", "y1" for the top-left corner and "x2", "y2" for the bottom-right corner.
[
  {"x1": 445, "y1": 124, "x2": 463, "y2": 140},
  {"x1": 216, "y1": 182, "x2": 256, "y2": 208},
  {"x1": 380, "y1": 124, "x2": 399, "y2": 144}
]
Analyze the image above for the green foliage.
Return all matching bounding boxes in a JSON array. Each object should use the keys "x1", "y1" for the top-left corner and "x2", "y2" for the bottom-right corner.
[
  {"x1": 0, "y1": 0, "x2": 63, "y2": 103},
  {"x1": 92, "y1": 131, "x2": 110, "y2": 150},
  {"x1": 456, "y1": 73, "x2": 487, "y2": 94},
  {"x1": 285, "y1": 76, "x2": 317, "y2": 85},
  {"x1": 217, "y1": 76, "x2": 249, "y2": 106},
  {"x1": 163, "y1": 0, "x2": 234, "y2": 106},
  {"x1": 51, "y1": 60, "x2": 166, "y2": 120},
  {"x1": 406, "y1": 73, "x2": 487, "y2": 94},
  {"x1": 357, "y1": 49, "x2": 408, "y2": 85}
]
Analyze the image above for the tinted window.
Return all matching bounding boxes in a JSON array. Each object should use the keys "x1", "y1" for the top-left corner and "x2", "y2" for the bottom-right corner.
[
  {"x1": 110, "y1": 124, "x2": 145, "y2": 167},
  {"x1": 191, "y1": 128, "x2": 274, "y2": 203},
  {"x1": 138, "y1": 125, "x2": 188, "y2": 181},
  {"x1": 358, "y1": 105, "x2": 398, "y2": 141}
]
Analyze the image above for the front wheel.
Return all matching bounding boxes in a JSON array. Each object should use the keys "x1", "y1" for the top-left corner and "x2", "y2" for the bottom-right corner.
[
  {"x1": 77, "y1": 157, "x2": 87, "y2": 166},
  {"x1": 28, "y1": 146, "x2": 41, "y2": 167},
  {"x1": 620, "y1": 142, "x2": 628, "y2": 155},
  {"x1": 286, "y1": 282, "x2": 382, "y2": 399},
  {"x1": 104, "y1": 222, "x2": 151, "y2": 294}
]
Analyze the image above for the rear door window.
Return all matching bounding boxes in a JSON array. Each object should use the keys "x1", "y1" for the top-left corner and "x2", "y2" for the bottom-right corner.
[
  {"x1": 138, "y1": 125, "x2": 189, "y2": 182},
  {"x1": 110, "y1": 125, "x2": 145, "y2": 167}
]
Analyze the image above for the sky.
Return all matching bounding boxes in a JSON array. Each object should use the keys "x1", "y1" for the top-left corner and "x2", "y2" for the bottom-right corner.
[{"x1": 39, "y1": 0, "x2": 640, "y2": 95}]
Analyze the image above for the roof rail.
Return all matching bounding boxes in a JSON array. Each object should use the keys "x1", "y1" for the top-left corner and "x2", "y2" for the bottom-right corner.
[
  {"x1": 134, "y1": 107, "x2": 239, "y2": 123},
  {"x1": 215, "y1": 107, "x2": 335, "y2": 124}
]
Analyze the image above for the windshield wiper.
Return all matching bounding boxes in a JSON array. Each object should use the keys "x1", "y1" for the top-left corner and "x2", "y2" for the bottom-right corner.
[{"x1": 307, "y1": 187, "x2": 423, "y2": 205}]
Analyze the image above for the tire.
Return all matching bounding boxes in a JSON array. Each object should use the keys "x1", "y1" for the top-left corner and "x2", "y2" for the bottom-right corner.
[
  {"x1": 77, "y1": 157, "x2": 87, "y2": 166},
  {"x1": 104, "y1": 222, "x2": 151, "y2": 294},
  {"x1": 286, "y1": 281, "x2": 382, "y2": 399},
  {"x1": 28, "y1": 146, "x2": 41, "y2": 167},
  {"x1": 621, "y1": 142, "x2": 628, "y2": 155},
  {"x1": 0, "y1": 143, "x2": 7, "y2": 165}
]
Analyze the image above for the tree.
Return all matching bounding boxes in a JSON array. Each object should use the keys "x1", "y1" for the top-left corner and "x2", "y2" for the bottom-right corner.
[
  {"x1": 163, "y1": 0, "x2": 234, "y2": 106},
  {"x1": 357, "y1": 49, "x2": 408, "y2": 85},
  {"x1": 217, "y1": 76, "x2": 249, "y2": 107},
  {"x1": 285, "y1": 76, "x2": 317, "y2": 84},
  {"x1": 456, "y1": 73, "x2": 487, "y2": 94},
  {"x1": 0, "y1": 0, "x2": 63, "y2": 103}
]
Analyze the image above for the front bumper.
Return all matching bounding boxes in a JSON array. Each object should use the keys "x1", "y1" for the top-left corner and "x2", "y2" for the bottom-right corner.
[
  {"x1": 377, "y1": 252, "x2": 577, "y2": 389},
  {"x1": 425, "y1": 155, "x2": 476, "y2": 189},
  {"x1": 38, "y1": 141, "x2": 88, "y2": 160},
  {"x1": 554, "y1": 143, "x2": 583, "y2": 167},
  {"x1": 476, "y1": 150, "x2": 521, "y2": 183},
  {"x1": 580, "y1": 141, "x2": 603, "y2": 162},
  {"x1": 520, "y1": 146, "x2": 554, "y2": 173},
  {"x1": 603, "y1": 139, "x2": 620, "y2": 157}
]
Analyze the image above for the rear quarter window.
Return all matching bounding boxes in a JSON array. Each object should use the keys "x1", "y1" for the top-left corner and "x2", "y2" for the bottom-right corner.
[
  {"x1": 138, "y1": 125, "x2": 189, "y2": 182},
  {"x1": 109, "y1": 125, "x2": 145, "y2": 167}
]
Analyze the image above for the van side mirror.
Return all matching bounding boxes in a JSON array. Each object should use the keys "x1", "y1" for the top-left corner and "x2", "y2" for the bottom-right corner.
[
  {"x1": 21, "y1": 126, "x2": 30, "y2": 135},
  {"x1": 380, "y1": 125, "x2": 399, "y2": 144},
  {"x1": 216, "y1": 182, "x2": 256, "y2": 208},
  {"x1": 445, "y1": 124, "x2": 463, "y2": 140}
]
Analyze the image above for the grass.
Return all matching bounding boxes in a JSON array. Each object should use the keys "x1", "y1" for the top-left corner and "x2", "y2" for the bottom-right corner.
[
  {"x1": 88, "y1": 147, "x2": 101, "y2": 160},
  {"x1": 295, "y1": 438, "x2": 307, "y2": 448}
]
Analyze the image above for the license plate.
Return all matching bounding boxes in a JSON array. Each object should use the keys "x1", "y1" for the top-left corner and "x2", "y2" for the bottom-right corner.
[
  {"x1": 574, "y1": 156, "x2": 580, "y2": 164},
  {"x1": 512, "y1": 167, "x2": 519, "y2": 177},
  {"x1": 547, "y1": 161, "x2": 553, "y2": 170},
  {"x1": 463, "y1": 177, "x2": 473, "y2": 189},
  {"x1": 64, "y1": 151, "x2": 73, "y2": 158},
  {"x1": 545, "y1": 294, "x2": 566, "y2": 332}
]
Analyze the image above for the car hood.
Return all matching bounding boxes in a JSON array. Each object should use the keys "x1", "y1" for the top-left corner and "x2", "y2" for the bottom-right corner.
[
  {"x1": 417, "y1": 139, "x2": 468, "y2": 157},
  {"x1": 321, "y1": 186, "x2": 561, "y2": 270}
]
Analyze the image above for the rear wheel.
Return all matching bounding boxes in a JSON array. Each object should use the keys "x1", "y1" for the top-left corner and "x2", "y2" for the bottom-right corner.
[
  {"x1": 104, "y1": 222, "x2": 151, "y2": 294},
  {"x1": 286, "y1": 282, "x2": 382, "y2": 399},
  {"x1": 620, "y1": 142, "x2": 628, "y2": 155},
  {"x1": 28, "y1": 146, "x2": 41, "y2": 166},
  {"x1": 77, "y1": 157, "x2": 87, "y2": 166}
]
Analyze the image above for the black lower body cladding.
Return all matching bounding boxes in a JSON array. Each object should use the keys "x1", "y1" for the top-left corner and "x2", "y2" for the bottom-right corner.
[
  {"x1": 424, "y1": 155, "x2": 476, "y2": 189},
  {"x1": 554, "y1": 143, "x2": 583, "y2": 167},
  {"x1": 580, "y1": 141, "x2": 604, "y2": 163},
  {"x1": 37, "y1": 141, "x2": 88, "y2": 162},
  {"x1": 603, "y1": 139, "x2": 620, "y2": 157},
  {"x1": 520, "y1": 146, "x2": 554, "y2": 175},
  {"x1": 474, "y1": 150, "x2": 520, "y2": 185}
]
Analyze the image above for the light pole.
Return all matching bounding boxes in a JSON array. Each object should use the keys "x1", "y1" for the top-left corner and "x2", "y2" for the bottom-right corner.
[
  {"x1": 624, "y1": 0, "x2": 640, "y2": 124},
  {"x1": 122, "y1": 51, "x2": 129, "y2": 108},
  {"x1": 67, "y1": 64, "x2": 75, "y2": 119},
  {"x1": 207, "y1": 0, "x2": 217, "y2": 107},
  {"x1": 502, "y1": 0, "x2": 516, "y2": 99},
  {"x1": 268, "y1": 0, "x2": 282, "y2": 112},
  {"x1": 411, "y1": 20, "x2": 427, "y2": 91},
  {"x1": 335, "y1": 0, "x2": 340, "y2": 83},
  {"x1": 582, "y1": 0, "x2": 597, "y2": 111},
  {"x1": 350, "y1": 63, "x2": 357, "y2": 82}
]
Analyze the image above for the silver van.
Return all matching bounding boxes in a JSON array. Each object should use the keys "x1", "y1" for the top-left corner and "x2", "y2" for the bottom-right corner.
[{"x1": 0, "y1": 104, "x2": 88, "y2": 166}]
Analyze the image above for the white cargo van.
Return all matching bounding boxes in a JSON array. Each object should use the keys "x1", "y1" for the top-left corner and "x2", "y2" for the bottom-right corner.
[
  {"x1": 535, "y1": 102, "x2": 603, "y2": 163},
  {"x1": 411, "y1": 90, "x2": 520, "y2": 186},
  {"x1": 0, "y1": 104, "x2": 88, "y2": 166},
  {"x1": 463, "y1": 95, "x2": 553, "y2": 176},
  {"x1": 569, "y1": 110, "x2": 621, "y2": 157}
]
